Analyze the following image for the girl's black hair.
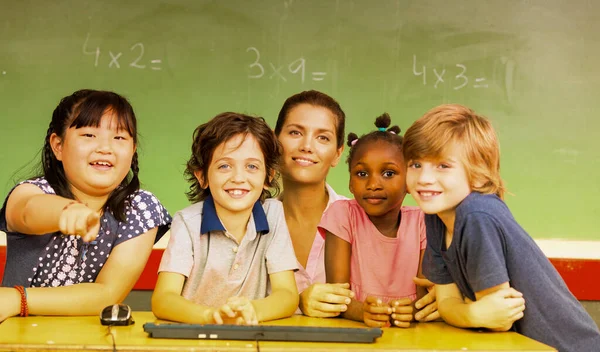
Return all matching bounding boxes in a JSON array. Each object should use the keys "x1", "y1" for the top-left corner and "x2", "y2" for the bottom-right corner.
[
  {"x1": 346, "y1": 113, "x2": 403, "y2": 169},
  {"x1": 41, "y1": 89, "x2": 139, "y2": 221}
]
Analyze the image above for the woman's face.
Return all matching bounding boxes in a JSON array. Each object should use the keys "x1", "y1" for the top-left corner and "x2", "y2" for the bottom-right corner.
[{"x1": 277, "y1": 104, "x2": 343, "y2": 186}]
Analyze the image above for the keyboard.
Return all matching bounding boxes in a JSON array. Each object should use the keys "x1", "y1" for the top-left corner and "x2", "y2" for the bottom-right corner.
[{"x1": 143, "y1": 322, "x2": 383, "y2": 343}]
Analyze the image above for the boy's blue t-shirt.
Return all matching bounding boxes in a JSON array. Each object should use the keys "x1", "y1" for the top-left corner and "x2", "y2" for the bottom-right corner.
[
  {"x1": 0, "y1": 177, "x2": 171, "y2": 288},
  {"x1": 423, "y1": 192, "x2": 600, "y2": 352}
]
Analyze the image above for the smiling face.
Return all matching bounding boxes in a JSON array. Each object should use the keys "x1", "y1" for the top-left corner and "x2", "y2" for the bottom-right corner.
[
  {"x1": 196, "y1": 133, "x2": 268, "y2": 219},
  {"x1": 349, "y1": 140, "x2": 407, "y2": 221},
  {"x1": 51, "y1": 111, "x2": 136, "y2": 199},
  {"x1": 406, "y1": 142, "x2": 472, "y2": 225},
  {"x1": 277, "y1": 104, "x2": 343, "y2": 186}
]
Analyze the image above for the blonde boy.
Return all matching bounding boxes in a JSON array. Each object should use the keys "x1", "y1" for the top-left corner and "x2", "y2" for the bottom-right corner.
[{"x1": 403, "y1": 104, "x2": 600, "y2": 352}]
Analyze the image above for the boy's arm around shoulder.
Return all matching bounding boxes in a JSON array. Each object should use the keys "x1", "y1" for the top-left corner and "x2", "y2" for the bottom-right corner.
[{"x1": 437, "y1": 281, "x2": 525, "y2": 331}]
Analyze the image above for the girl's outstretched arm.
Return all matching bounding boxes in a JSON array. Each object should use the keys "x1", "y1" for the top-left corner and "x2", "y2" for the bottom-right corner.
[
  {"x1": 152, "y1": 272, "x2": 219, "y2": 324},
  {"x1": 250, "y1": 270, "x2": 298, "y2": 322},
  {"x1": 0, "y1": 227, "x2": 157, "y2": 320},
  {"x1": 6, "y1": 184, "x2": 99, "y2": 240}
]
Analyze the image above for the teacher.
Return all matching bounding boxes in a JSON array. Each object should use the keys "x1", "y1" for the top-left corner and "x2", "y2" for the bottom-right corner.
[{"x1": 274, "y1": 90, "x2": 353, "y2": 317}]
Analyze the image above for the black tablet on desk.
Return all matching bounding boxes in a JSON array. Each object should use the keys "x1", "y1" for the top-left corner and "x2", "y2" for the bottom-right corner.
[{"x1": 143, "y1": 322, "x2": 383, "y2": 343}]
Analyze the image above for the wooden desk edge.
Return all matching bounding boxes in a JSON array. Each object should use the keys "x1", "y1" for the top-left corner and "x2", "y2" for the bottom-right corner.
[{"x1": 0, "y1": 313, "x2": 556, "y2": 352}]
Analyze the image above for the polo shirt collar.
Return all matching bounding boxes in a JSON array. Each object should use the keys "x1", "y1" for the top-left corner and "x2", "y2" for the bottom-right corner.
[{"x1": 200, "y1": 195, "x2": 270, "y2": 235}]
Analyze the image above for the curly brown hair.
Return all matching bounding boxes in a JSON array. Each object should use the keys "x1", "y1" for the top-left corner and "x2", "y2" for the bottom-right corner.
[{"x1": 184, "y1": 112, "x2": 282, "y2": 203}]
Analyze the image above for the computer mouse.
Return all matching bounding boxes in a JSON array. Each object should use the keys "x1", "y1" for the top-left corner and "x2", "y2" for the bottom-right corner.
[{"x1": 100, "y1": 304, "x2": 134, "y2": 326}]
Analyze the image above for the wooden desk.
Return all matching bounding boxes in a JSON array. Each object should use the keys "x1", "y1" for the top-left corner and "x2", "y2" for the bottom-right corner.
[{"x1": 0, "y1": 312, "x2": 555, "y2": 352}]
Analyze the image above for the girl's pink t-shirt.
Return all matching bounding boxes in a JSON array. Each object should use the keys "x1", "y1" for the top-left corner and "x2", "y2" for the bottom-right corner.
[{"x1": 318, "y1": 199, "x2": 426, "y2": 303}]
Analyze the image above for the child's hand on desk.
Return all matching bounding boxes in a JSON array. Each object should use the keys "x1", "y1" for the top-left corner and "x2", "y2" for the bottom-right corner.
[
  {"x1": 211, "y1": 297, "x2": 258, "y2": 325},
  {"x1": 0, "y1": 288, "x2": 21, "y2": 322},
  {"x1": 299, "y1": 283, "x2": 354, "y2": 318},
  {"x1": 413, "y1": 277, "x2": 440, "y2": 322},
  {"x1": 389, "y1": 297, "x2": 414, "y2": 328},
  {"x1": 363, "y1": 296, "x2": 393, "y2": 328},
  {"x1": 472, "y1": 287, "x2": 525, "y2": 331}
]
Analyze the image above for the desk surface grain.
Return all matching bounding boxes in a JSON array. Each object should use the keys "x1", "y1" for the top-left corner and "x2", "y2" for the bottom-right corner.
[{"x1": 0, "y1": 312, "x2": 555, "y2": 352}]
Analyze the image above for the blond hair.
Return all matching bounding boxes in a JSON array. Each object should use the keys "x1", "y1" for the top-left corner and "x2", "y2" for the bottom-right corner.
[{"x1": 403, "y1": 104, "x2": 505, "y2": 199}]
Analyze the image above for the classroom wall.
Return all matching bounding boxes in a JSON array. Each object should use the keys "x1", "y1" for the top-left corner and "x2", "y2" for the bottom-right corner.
[
  {"x1": 1, "y1": 0, "x2": 599, "y2": 330},
  {"x1": 2, "y1": 0, "x2": 600, "y2": 241}
]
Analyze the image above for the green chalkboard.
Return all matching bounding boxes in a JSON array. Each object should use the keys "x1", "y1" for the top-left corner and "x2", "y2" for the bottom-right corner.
[{"x1": 1, "y1": 1, "x2": 599, "y2": 240}]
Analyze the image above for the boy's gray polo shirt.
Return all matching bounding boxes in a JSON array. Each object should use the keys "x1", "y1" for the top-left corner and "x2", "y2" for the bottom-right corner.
[{"x1": 159, "y1": 196, "x2": 298, "y2": 307}]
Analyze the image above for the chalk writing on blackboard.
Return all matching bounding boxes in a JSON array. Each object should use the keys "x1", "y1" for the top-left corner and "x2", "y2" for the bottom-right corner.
[
  {"x1": 82, "y1": 33, "x2": 162, "y2": 71},
  {"x1": 412, "y1": 55, "x2": 488, "y2": 90},
  {"x1": 553, "y1": 148, "x2": 579, "y2": 164},
  {"x1": 494, "y1": 57, "x2": 516, "y2": 103},
  {"x1": 246, "y1": 47, "x2": 327, "y2": 83}
]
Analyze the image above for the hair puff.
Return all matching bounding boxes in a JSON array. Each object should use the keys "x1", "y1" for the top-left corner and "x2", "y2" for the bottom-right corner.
[
  {"x1": 374, "y1": 113, "x2": 391, "y2": 129},
  {"x1": 347, "y1": 132, "x2": 359, "y2": 147}
]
